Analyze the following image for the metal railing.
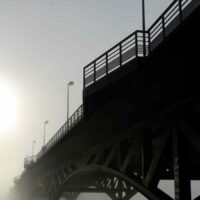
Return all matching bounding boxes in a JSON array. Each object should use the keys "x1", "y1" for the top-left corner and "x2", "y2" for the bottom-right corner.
[
  {"x1": 24, "y1": 156, "x2": 36, "y2": 169},
  {"x1": 84, "y1": 31, "x2": 149, "y2": 87},
  {"x1": 148, "y1": 0, "x2": 199, "y2": 51},
  {"x1": 36, "y1": 105, "x2": 83, "y2": 161},
  {"x1": 84, "y1": 0, "x2": 199, "y2": 88}
]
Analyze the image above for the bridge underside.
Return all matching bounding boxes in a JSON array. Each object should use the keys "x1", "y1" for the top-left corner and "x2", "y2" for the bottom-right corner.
[{"x1": 24, "y1": 97, "x2": 200, "y2": 200}]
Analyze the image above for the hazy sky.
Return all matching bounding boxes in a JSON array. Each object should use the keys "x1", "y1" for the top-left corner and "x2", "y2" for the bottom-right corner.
[{"x1": 1, "y1": 0, "x2": 198, "y2": 199}]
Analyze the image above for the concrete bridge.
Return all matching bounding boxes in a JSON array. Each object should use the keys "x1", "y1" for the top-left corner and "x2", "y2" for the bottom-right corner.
[{"x1": 11, "y1": 0, "x2": 200, "y2": 199}]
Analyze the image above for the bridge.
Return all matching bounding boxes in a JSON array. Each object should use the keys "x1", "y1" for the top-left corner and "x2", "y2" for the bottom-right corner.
[{"x1": 11, "y1": 0, "x2": 200, "y2": 200}]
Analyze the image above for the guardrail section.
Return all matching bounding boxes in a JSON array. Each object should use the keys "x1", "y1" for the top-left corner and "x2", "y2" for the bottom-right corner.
[
  {"x1": 84, "y1": 31, "x2": 149, "y2": 87},
  {"x1": 36, "y1": 105, "x2": 83, "y2": 161},
  {"x1": 149, "y1": 0, "x2": 200, "y2": 51},
  {"x1": 24, "y1": 156, "x2": 36, "y2": 169},
  {"x1": 84, "y1": 0, "x2": 200, "y2": 88}
]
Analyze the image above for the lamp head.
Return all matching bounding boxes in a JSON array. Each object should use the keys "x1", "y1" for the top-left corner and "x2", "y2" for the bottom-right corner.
[
  {"x1": 44, "y1": 120, "x2": 49, "y2": 124},
  {"x1": 68, "y1": 81, "x2": 74, "y2": 86}
]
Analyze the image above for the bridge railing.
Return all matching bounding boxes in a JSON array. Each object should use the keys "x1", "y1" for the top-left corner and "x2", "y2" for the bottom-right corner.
[
  {"x1": 84, "y1": 31, "x2": 149, "y2": 87},
  {"x1": 24, "y1": 156, "x2": 36, "y2": 169},
  {"x1": 84, "y1": 0, "x2": 199, "y2": 88},
  {"x1": 148, "y1": 0, "x2": 199, "y2": 51},
  {"x1": 36, "y1": 105, "x2": 83, "y2": 161}
]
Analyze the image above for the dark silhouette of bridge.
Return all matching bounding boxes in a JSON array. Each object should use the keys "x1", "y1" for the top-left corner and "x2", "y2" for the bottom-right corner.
[{"x1": 11, "y1": 0, "x2": 200, "y2": 199}]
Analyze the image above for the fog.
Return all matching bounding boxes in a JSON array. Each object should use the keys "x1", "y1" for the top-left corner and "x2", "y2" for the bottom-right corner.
[{"x1": 1, "y1": 0, "x2": 196, "y2": 199}]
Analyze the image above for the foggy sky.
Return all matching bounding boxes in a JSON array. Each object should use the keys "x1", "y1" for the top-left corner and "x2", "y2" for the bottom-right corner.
[{"x1": 1, "y1": 0, "x2": 198, "y2": 199}]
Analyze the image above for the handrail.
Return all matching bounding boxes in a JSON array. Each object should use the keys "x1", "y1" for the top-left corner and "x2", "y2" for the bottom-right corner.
[
  {"x1": 84, "y1": 0, "x2": 199, "y2": 88},
  {"x1": 84, "y1": 30, "x2": 139, "y2": 70},
  {"x1": 36, "y1": 105, "x2": 83, "y2": 161},
  {"x1": 84, "y1": 30, "x2": 148, "y2": 87},
  {"x1": 148, "y1": 0, "x2": 178, "y2": 31},
  {"x1": 24, "y1": 156, "x2": 36, "y2": 169}
]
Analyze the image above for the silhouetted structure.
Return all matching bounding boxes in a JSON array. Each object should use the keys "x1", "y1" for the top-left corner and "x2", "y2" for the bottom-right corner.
[{"x1": 12, "y1": 0, "x2": 200, "y2": 199}]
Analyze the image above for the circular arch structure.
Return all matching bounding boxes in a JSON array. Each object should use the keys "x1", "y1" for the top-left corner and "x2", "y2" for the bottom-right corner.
[{"x1": 57, "y1": 164, "x2": 159, "y2": 200}]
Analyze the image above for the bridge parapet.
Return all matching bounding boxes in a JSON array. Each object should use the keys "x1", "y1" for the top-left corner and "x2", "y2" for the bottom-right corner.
[
  {"x1": 35, "y1": 105, "x2": 83, "y2": 162},
  {"x1": 84, "y1": 31, "x2": 149, "y2": 88},
  {"x1": 24, "y1": 156, "x2": 36, "y2": 169},
  {"x1": 83, "y1": 0, "x2": 200, "y2": 89}
]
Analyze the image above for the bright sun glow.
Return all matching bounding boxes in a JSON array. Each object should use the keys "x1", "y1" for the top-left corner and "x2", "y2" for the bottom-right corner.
[{"x1": 0, "y1": 83, "x2": 16, "y2": 132}]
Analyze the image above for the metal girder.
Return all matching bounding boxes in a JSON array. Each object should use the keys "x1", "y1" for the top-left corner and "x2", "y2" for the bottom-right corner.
[
  {"x1": 179, "y1": 118, "x2": 200, "y2": 155},
  {"x1": 29, "y1": 112, "x2": 200, "y2": 200},
  {"x1": 172, "y1": 119, "x2": 192, "y2": 200},
  {"x1": 144, "y1": 130, "x2": 170, "y2": 187}
]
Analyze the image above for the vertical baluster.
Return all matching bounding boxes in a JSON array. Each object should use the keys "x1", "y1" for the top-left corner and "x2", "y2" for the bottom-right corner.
[
  {"x1": 83, "y1": 67, "x2": 86, "y2": 88},
  {"x1": 119, "y1": 43, "x2": 122, "y2": 67},
  {"x1": 135, "y1": 32, "x2": 138, "y2": 57},
  {"x1": 74, "y1": 114, "x2": 76, "y2": 123},
  {"x1": 162, "y1": 16, "x2": 165, "y2": 39},
  {"x1": 143, "y1": 31, "x2": 146, "y2": 57},
  {"x1": 94, "y1": 62, "x2": 96, "y2": 82},
  {"x1": 106, "y1": 53, "x2": 108, "y2": 75},
  {"x1": 148, "y1": 30, "x2": 151, "y2": 54},
  {"x1": 63, "y1": 124, "x2": 66, "y2": 133},
  {"x1": 55, "y1": 132, "x2": 57, "y2": 142},
  {"x1": 69, "y1": 118, "x2": 71, "y2": 129},
  {"x1": 178, "y1": 0, "x2": 183, "y2": 22}
]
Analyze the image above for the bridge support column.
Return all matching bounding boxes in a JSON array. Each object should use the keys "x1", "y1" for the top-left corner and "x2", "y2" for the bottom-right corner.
[{"x1": 173, "y1": 122, "x2": 191, "y2": 200}]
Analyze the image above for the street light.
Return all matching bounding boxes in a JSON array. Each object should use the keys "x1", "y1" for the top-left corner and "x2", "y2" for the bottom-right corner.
[
  {"x1": 32, "y1": 141, "x2": 36, "y2": 157},
  {"x1": 142, "y1": 0, "x2": 146, "y2": 32},
  {"x1": 142, "y1": 0, "x2": 146, "y2": 56},
  {"x1": 43, "y1": 120, "x2": 49, "y2": 146},
  {"x1": 67, "y1": 81, "x2": 74, "y2": 120}
]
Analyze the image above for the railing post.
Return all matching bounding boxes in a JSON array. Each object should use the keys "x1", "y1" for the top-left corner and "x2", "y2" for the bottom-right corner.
[
  {"x1": 119, "y1": 43, "x2": 122, "y2": 67},
  {"x1": 162, "y1": 16, "x2": 165, "y2": 39},
  {"x1": 93, "y1": 62, "x2": 96, "y2": 82},
  {"x1": 106, "y1": 53, "x2": 108, "y2": 74},
  {"x1": 135, "y1": 32, "x2": 138, "y2": 57},
  {"x1": 143, "y1": 31, "x2": 146, "y2": 57},
  {"x1": 178, "y1": 0, "x2": 183, "y2": 22},
  {"x1": 83, "y1": 68, "x2": 86, "y2": 88},
  {"x1": 148, "y1": 31, "x2": 151, "y2": 54}
]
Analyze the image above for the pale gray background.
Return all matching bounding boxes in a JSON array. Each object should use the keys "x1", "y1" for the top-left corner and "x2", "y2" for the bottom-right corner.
[{"x1": 0, "y1": 0, "x2": 199, "y2": 199}]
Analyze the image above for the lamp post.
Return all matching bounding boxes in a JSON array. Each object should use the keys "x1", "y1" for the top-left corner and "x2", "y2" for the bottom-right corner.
[
  {"x1": 142, "y1": 0, "x2": 146, "y2": 32},
  {"x1": 142, "y1": 0, "x2": 146, "y2": 56},
  {"x1": 67, "y1": 81, "x2": 74, "y2": 120},
  {"x1": 32, "y1": 141, "x2": 36, "y2": 157},
  {"x1": 43, "y1": 120, "x2": 49, "y2": 146}
]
